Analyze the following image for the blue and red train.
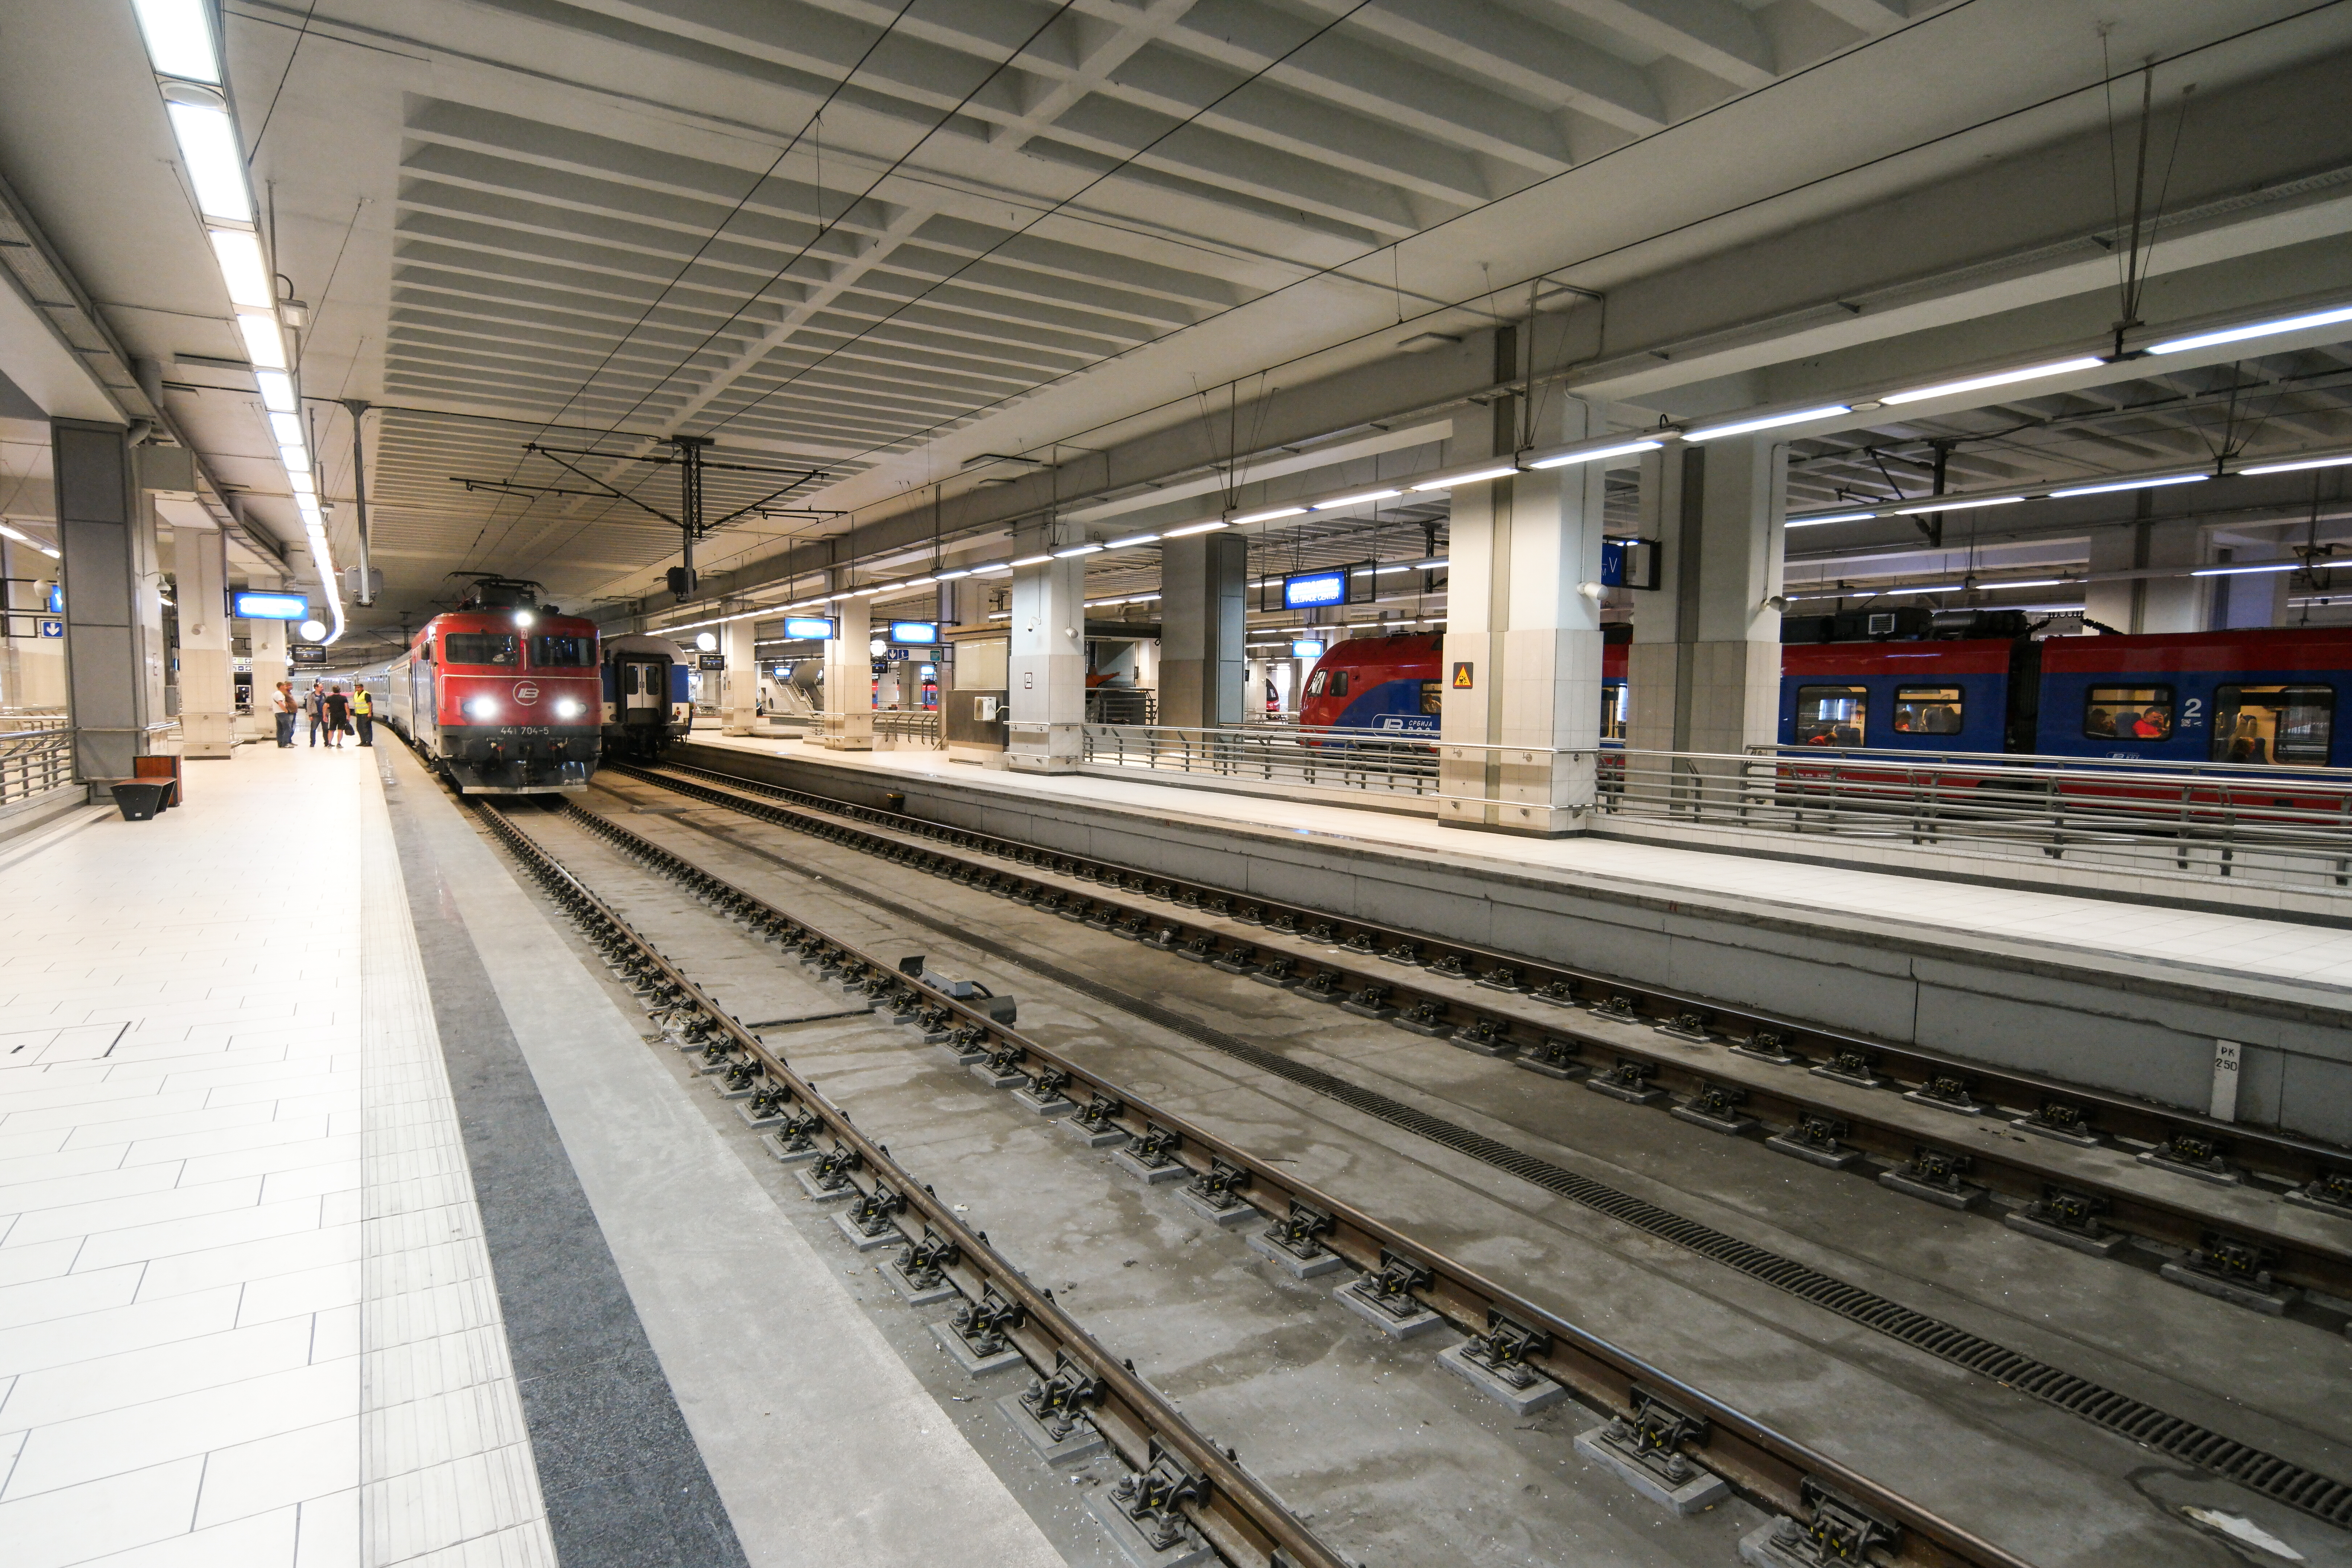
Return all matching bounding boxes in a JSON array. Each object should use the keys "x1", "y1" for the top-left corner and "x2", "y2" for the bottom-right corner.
[{"x1": 1301, "y1": 620, "x2": 2351, "y2": 768}]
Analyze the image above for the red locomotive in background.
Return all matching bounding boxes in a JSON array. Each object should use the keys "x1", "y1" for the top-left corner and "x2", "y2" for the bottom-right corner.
[{"x1": 384, "y1": 577, "x2": 601, "y2": 793}]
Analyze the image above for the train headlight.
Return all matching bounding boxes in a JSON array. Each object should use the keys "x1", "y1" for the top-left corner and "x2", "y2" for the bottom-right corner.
[
  {"x1": 464, "y1": 696, "x2": 499, "y2": 719},
  {"x1": 553, "y1": 698, "x2": 584, "y2": 719}
]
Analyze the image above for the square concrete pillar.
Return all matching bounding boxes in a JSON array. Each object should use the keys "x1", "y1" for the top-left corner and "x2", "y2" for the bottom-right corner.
[
  {"x1": 173, "y1": 524, "x2": 234, "y2": 759},
  {"x1": 821, "y1": 594, "x2": 873, "y2": 749},
  {"x1": 55, "y1": 421, "x2": 167, "y2": 795},
  {"x1": 1438, "y1": 397, "x2": 1606, "y2": 836},
  {"x1": 247, "y1": 611, "x2": 287, "y2": 723},
  {"x1": 2086, "y1": 517, "x2": 2203, "y2": 633},
  {"x1": 1007, "y1": 539, "x2": 1085, "y2": 773},
  {"x1": 1628, "y1": 438, "x2": 1786, "y2": 793},
  {"x1": 721, "y1": 616, "x2": 756, "y2": 735},
  {"x1": 1159, "y1": 531, "x2": 1246, "y2": 730}
]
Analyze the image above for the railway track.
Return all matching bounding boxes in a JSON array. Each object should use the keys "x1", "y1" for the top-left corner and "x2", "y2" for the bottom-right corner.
[
  {"x1": 486, "y1": 771, "x2": 2352, "y2": 1562},
  {"x1": 616, "y1": 758, "x2": 2352, "y2": 1311},
  {"x1": 465, "y1": 794, "x2": 1349, "y2": 1568},
  {"x1": 584, "y1": 758, "x2": 2352, "y2": 1539}
]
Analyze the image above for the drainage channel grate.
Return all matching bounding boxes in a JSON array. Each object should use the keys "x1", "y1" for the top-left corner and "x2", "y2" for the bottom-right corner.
[{"x1": 637, "y1": 769, "x2": 2352, "y2": 1533}]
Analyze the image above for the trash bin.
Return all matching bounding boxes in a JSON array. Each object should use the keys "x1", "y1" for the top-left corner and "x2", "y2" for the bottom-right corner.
[
  {"x1": 109, "y1": 780, "x2": 171, "y2": 821},
  {"x1": 134, "y1": 754, "x2": 182, "y2": 808}
]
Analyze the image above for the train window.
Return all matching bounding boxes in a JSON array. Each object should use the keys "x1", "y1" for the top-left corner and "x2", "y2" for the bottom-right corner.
[
  {"x1": 2084, "y1": 686, "x2": 2173, "y2": 741},
  {"x1": 2212, "y1": 685, "x2": 2333, "y2": 766},
  {"x1": 1329, "y1": 671, "x2": 1349, "y2": 697},
  {"x1": 1419, "y1": 680, "x2": 1441, "y2": 716},
  {"x1": 1600, "y1": 683, "x2": 1628, "y2": 742},
  {"x1": 1304, "y1": 670, "x2": 1327, "y2": 698},
  {"x1": 1892, "y1": 686, "x2": 1964, "y2": 736},
  {"x1": 443, "y1": 632, "x2": 518, "y2": 666},
  {"x1": 1796, "y1": 685, "x2": 1867, "y2": 746},
  {"x1": 530, "y1": 634, "x2": 595, "y2": 667}
]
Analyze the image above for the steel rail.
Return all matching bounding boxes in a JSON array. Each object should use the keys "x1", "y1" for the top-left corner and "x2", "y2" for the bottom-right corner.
[
  {"x1": 465, "y1": 797, "x2": 1346, "y2": 1568},
  {"x1": 622, "y1": 759, "x2": 2352, "y2": 1294},
  {"x1": 575, "y1": 777, "x2": 2352, "y2": 1538}
]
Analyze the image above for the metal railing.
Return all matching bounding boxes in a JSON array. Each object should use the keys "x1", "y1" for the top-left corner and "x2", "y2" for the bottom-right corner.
[
  {"x1": 0, "y1": 723, "x2": 75, "y2": 807},
  {"x1": 1078, "y1": 722, "x2": 2352, "y2": 887},
  {"x1": 796, "y1": 708, "x2": 941, "y2": 745}
]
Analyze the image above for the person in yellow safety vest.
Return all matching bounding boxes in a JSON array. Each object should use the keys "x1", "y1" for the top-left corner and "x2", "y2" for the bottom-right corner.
[{"x1": 353, "y1": 686, "x2": 375, "y2": 748}]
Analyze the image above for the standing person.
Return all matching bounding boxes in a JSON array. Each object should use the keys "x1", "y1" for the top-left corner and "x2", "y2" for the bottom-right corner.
[
  {"x1": 306, "y1": 684, "x2": 326, "y2": 747},
  {"x1": 272, "y1": 681, "x2": 298, "y2": 748},
  {"x1": 353, "y1": 684, "x2": 375, "y2": 747},
  {"x1": 322, "y1": 684, "x2": 351, "y2": 748}
]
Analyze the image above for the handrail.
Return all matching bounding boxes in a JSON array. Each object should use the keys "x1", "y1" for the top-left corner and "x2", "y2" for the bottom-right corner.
[{"x1": 0, "y1": 725, "x2": 74, "y2": 807}]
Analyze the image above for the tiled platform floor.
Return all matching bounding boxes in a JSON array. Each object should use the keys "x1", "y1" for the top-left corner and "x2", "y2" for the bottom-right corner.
[
  {"x1": 694, "y1": 735, "x2": 2352, "y2": 991},
  {"x1": 0, "y1": 743, "x2": 553, "y2": 1568}
]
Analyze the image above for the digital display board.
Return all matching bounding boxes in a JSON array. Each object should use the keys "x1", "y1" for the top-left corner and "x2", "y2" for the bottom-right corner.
[
  {"x1": 233, "y1": 591, "x2": 310, "y2": 620},
  {"x1": 697, "y1": 653, "x2": 726, "y2": 671},
  {"x1": 782, "y1": 616, "x2": 836, "y2": 640},
  {"x1": 1282, "y1": 569, "x2": 1346, "y2": 609},
  {"x1": 1290, "y1": 639, "x2": 1326, "y2": 659},
  {"x1": 888, "y1": 621, "x2": 939, "y2": 645},
  {"x1": 289, "y1": 645, "x2": 327, "y2": 666}
]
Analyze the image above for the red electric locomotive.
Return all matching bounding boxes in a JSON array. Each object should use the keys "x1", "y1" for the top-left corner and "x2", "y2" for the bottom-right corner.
[{"x1": 384, "y1": 577, "x2": 601, "y2": 793}]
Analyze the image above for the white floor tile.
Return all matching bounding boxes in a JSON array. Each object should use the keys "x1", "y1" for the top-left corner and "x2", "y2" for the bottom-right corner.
[
  {"x1": 0, "y1": 1455, "x2": 207, "y2": 1568},
  {"x1": 192, "y1": 1417, "x2": 360, "y2": 1532},
  {"x1": 0, "y1": 1286, "x2": 242, "y2": 1378},
  {"x1": 0, "y1": 1315, "x2": 316, "y2": 1430},
  {"x1": 77, "y1": 1504, "x2": 301, "y2": 1568}
]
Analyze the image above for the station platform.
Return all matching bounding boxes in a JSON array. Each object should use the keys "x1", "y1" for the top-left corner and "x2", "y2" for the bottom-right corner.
[
  {"x1": 676, "y1": 734, "x2": 2352, "y2": 1146},
  {"x1": 0, "y1": 743, "x2": 1065, "y2": 1568}
]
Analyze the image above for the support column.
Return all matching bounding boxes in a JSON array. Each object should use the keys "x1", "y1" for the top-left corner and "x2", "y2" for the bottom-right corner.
[
  {"x1": 1158, "y1": 531, "x2": 1246, "y2": 730},
  {"x1": 248, "y1": 610, "x2": 287, "y2": 722},
  {"x1": 173, "y1": 523, "x2": 234, "y2": 758},
  {"x1": 820, "y1": 591, "x2": 872, "y2": 749},
  {"x1": 1438, "y1": 390, "x2": 1606, "y2": 836},
  {"x1": 2086, "y1": 511, "x2": 2203, "y2": 633},
  {"x1": 1629, "y1": 437, "x2": 1786, "y2": 771},
  {"x1": 720, "y1": 614, "x2": 756, "y2": 735},
  {"x1": 54, "y1": 421, "x2": 165, "y2": 796},
  {"x1": 1007, "y1": 526, "x2": 1085, "y2": 773}
]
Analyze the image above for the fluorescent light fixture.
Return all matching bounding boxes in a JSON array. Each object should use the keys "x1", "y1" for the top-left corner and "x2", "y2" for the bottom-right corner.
[
  {"x1": 1684, "y1": 405, "x2": 1850, "y2": 442},
  {"x1": 2192, "y1": 561, "x2": 2302, "y2": 577},
  {"x1": 163, "y1": 96, "x2": 251, "y2": 223},
  {"x1": 1310, "y1": 489, "x2": 1401, "y2": 511},
  {"x1": 1882, "y1": 582, "x2": 1967, "y2": 595},
  {"x1": 1996, "y1": 579, "x2": 2068, "y2": 589},
  {"x1": 208, "y1": 228, "x2": 272, "y2": 310},
  {"x1": 935, "y1": 568, "x2": 972, "y2": 580},
  {"x1": 1008, "y1": 553, "x2": 1053, "y2": 567},
  {"x1": 1785, "y1": 511, "x2": 1878, "y2": 528},
  {"x1": 2149, "y1": 303, "x2": 2352, "y2": 355},
  {"x1": 1161, "y1": 520, "x2": 1229, "y2": 538},
  {"x1": 239, "y1": 312, "x2": 287, "y2": 370},
  {"x1": 972, "y1": 563, "x2": 1014, "y2": 576},
  {"x1": 0, "y1": 523, "x2": 26, "y2": 543},
  {"x1": 255, "y1": 369, "x2": 295, "y2": 413},
  {"x1": 1407, "y1": 465, "x2": 1517, "y2": 492},
  {"x1": 268, "y1": 412, "x2": 304, "y2": 444},
  {"x1": 902, "y1": 575, "x2": 937, "y2": 588},
  {"x1": 1052, "y1": 543, "x2": 1101, "y2": 558},
  {"x1": 1527, "y1": 438, "x2": 1666, "y2": 469},
  {"x1": 1882, "y1": 356, "x2": 2107, "y2": 406},
  {"x1": 31, "y1": 543, "x2": 60, "y2": 558},
  {"x1": 2046, "y1": 473, "x2": 2207, "y2": 498},
  {"x1": 2236, "y1": 453, "x2": 2352, "y2": 477},
  {"x1": 1890, "y1": 495, "x2": 2024, "y2": 515},
  {"x1": 1103, "y1": 533, "x2": 1159, "y2": 550},
  {"x1": 1230, "y1": 506, "x2": 1304, "y2": 525},
  {"x1": 132, "y1": 0, "x2": 220, "y2": 82},
  {"x1": 287, "y1": 472, "x2": 315, "y2": 495},
  {"x1": 279, "y1": 443, "x2": 311, "y2": 474}
]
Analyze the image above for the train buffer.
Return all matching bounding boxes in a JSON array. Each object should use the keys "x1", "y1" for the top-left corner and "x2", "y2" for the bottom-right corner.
[{"x1": 895, "y1": 953, "x2": 1016, "y2": 1025}]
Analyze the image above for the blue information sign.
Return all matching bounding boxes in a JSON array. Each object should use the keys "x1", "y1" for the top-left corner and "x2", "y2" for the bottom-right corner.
[
  {"x1": 1282, "y1": 569, "x2": 1347, "y2": 609},
  {"x1": 1290, "y1": 639, "x2": 1325, "y2": 658},
  {"x1": 39, "y1": 617, "x2": 63, "y2": 639},
  {"x1": 233, "y1": 591, "x2": 310, "y2": 620},
  {"x1": 782, "y1": 616, "x2": 836, "y2": 640},
  {"x1": 888, "y1": 621, "x2": 939, "y2": 645}
]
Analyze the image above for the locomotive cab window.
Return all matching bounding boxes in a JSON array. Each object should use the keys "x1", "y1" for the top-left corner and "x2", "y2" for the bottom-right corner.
[
  {"x1": 1419, "y1": 679, "x2": 1441, "y2": 716},
  {"x1": 1328, "y1": 670, "x2": 1349, "y2": 697},
  {"x1": 443, "y1": 632, "x2": 518, "y2": 666},
  {"x1": 2084, "y1": 686, "x2": 2173, "y2": 741},
  {"x1": 1304, "y1": 669, "x2": 1327, "y2": 697},
  {"x1": 1796, "y1": 685, "x2": 1867, "y2": 746},
  {"x1": 530, "y1": 634, "x2": 595, "y2": 667},
  {"x1": 1892, "y1": 686, "x2": 1964, "y2": 735},
  {"x1": 1600, "y1": 683, "x2": 1629, "y2": 742},
  {"x1": 2212, "y1": 685, "x2": 2334, "y2": 765}
]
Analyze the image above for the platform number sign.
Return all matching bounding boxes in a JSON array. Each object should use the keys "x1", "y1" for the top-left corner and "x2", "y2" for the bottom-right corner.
[
  {"x1": 1451, "y1": 662, "x2": 1474, "y2": 690},
  {"x1": 38, "y1": 617, "x2": 63, "y2": 638}
]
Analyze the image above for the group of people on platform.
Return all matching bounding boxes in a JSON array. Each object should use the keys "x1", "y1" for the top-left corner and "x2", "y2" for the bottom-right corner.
[{"x1": 269, "y1": 680, "x2": 374, "y2": 749}]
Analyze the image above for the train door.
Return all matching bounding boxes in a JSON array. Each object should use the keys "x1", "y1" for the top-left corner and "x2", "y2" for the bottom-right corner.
[{"x1": 614, "y1": 655, "x2": 669, "y2": 746}]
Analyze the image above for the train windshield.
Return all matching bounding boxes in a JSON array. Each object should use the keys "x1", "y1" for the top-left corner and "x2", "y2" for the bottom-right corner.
[
  {"x1": 443, "y1": 632, "x2": 519, "y2": 665},
  {"x1": 531, "y1": 634, "x2": 595, "y2": 667},
  {"x1": 1796, "y1": 685, "x2": 1867, "y2": 746},
  {"x1": 2212, "y1": 685, "x2": 2333, "y2": 766},
  {"x1": 1892, "y1": 686, "x2": 1964, "y2": 735},
  {"x1": 2085, "y1": 686, "x2": 2172, "y2": 741}
]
